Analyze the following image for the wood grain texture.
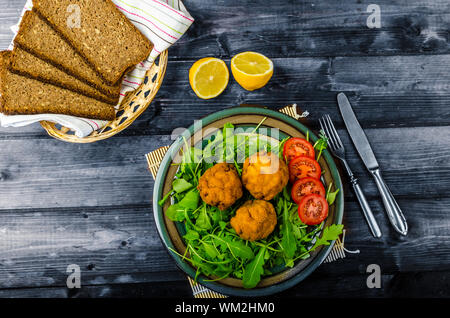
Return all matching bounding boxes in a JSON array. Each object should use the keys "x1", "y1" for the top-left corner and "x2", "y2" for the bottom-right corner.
[
  {"x1": 0, "y1": 205, "x2": 184, "y2": 289},
  {"x1": 0, "y1": 127, "x2": 448, "y2": 210},
  {"x1": 0, "y1": 1, "x2": 24, "y2": 50},
  {"x1": 0, "y1": 198, "x2": 448, "y2": 292},
  {"x1": 0, "y1": 54, "x2": 449, "y2": 140},
  {"x1": 0, "y1": 270, "x2": 448, "y2": 297},
  {"x1": 1, "y1": 0, "x2": 448, "y2": 58},
  {"x1": 0, "y1": 281, "x2": 194, "y2": 298},
  {"x1": 175, "y1": 0, "x2": 450, "y2": 59}
]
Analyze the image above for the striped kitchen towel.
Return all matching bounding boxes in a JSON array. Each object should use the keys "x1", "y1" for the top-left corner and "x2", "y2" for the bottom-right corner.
[{"x1": 1, "y1": 0, "x2": 194, "y2": 138}]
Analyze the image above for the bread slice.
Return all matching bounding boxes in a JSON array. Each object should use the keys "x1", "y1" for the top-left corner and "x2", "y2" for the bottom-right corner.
[
  {"x1": 10, "y1": 47, "x2": 119, "y2": 105},
  {"x1": 0, "y1": 51, "x2": 115, "y2": 121},
  {"x1": 33, "y1": 0, "x2": 153, "y2": 85},
  {"x1": 14, "y1": 10, "x2": 121, "y2": 98}
]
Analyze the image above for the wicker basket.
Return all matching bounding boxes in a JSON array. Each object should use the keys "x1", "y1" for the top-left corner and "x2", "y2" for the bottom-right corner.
[{"x1": 40, "y1": 50, "x2": 168, "y2": 143}]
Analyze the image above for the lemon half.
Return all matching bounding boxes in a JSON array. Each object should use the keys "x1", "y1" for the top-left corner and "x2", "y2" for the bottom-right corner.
[
  {"x1": 189, "y1": 57, "x2": 229, "y2": 99},
  {"x1": 231, "y1": 52, "x2": 273, "y2": 91}
]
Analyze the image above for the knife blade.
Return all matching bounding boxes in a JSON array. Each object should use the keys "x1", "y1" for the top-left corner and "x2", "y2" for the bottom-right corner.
[
  {"x1": 337, "y1": 92, "x2": 408, "y2": 236},
  {"x1": 337, "y1": 93, "x2": 379, "y2": 171}
]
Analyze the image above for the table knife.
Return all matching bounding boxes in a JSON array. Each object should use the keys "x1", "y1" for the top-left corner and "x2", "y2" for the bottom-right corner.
[{"x1": 337, "y1": 93, "x2": 408, "y2": 236}]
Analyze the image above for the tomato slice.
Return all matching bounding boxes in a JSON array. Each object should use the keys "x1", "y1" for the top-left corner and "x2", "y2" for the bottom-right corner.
[
  {"x1": 291, "y1": 177, "x2": 326, "y2": 204},
  {"x1": 288, "y1": 156, "x2": 321, "y2": 182},
  {"x1": 283, "y1": 137, "x2": 315, "y2": 162},
  {"x1": 298, "y1": 194, "x2": 329, "y2": 225}
]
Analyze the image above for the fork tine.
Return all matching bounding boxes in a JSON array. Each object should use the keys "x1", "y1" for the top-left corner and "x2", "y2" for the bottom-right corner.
[
  {"x1": 319, "y1": 117, "x2": 325, "y2": 135},
  {"x1": 325, "y1": 114, "x2": 343, "y2": 149},
  {"x1": 321, "y1": 115, "x2": 338, "y2": 150},
  {"x1": 319, "y1": 117, "x2": 332, "y2": 149},
  {"x1": 318, "y1": 117, "x2": 328, "y2": 143}
]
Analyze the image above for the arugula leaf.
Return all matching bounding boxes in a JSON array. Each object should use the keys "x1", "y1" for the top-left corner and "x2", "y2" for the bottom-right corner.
[
  {"x1": 282, "y1": 186, "x2": 291, "y2": 202},
  {"x1": 211, "y1": 235, "x2": 254, "y2": 260},
  {"x1": 223, "y1": 122, "x2": 235, "y2": 130},
  {"x1": 202, "y1": 242, "x2": 219, "y2": 259},
  {"x1": 172, "y1": 179, "x2": 193, "y2": 193},
  {"x1": 183, "y1": 230, "x2": 199, "y2": 241},
  {"x1": 325, "y1": 182, "x2": 340, "y2": 205},
  {"x1": 243, "y1": 246, "x2": 266, "y2": 289},
  {"x1": 326, "y1": 188, "x2": 340, "y2": 205},
  {"x1": 311, "y1": 224, "x2": 343, "y2": 251},
  {"x1": 290, "y1": 224, "x2": 343, "y2": 262},
  {"x1": 158, "y1": 191, "x2": 172, "y2": 206},
  {"x1": 195, "y1": 204, "x2": 212, "y2": 230},
  {"x1": 165, "y1": 204, "x2": 186, "y2": 222},
  {"x1": 313, "y1": 129, "x2": 328, "y2": 161},
  {"x1": 227, "y1": 240, "x2": 254, "y2": 260},
  {"x1": 219, "y1": 221, "x2": 227, "y2": 230},
  {"x1": 178, "y1": 189, "x2": 199, "y2": 210},
  {"x1": 285, "y1": 259, "x2": 294, "y2": 268},
  {"x1": 279, "y1": 200, "x2": 296, "y2": 258}
]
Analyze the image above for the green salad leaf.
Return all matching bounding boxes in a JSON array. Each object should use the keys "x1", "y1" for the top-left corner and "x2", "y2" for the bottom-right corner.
[
  {"x1": 178, "y1": 189, "x2": 199, "y2": 210},
  {"x1": 173, "y1": 179, "x2": 194, "y2": 193},
  {"x1": 326, "y1": 189, "x2": 340, "y2": 205},
  {"x1": 211, "y1": 235, "x2": 254, "y2": 260},
  {"x1": 166, "y1": 204, "x2": 186, "y2": 222},
  {"x1": 196, "y1": 204, "x2": 212, "y2": 230},
  {"x1": 311, "y1": 224, "x2": 344, "y2": 250},
  {"x1": 313, "y1": 129, "x2": 328, "y2": 161},
  {"x1": 325, "y1": 182, "x2": 340, "y2": 205},
  {"x1": 243, "y1": 246, "x2": 266, "y2": 289},
  {"x1": 279, "y1": 200, "x2": 296, "y2": 259}
]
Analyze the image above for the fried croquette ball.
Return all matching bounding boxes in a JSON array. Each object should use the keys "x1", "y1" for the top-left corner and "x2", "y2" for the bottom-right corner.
[
  {"x1": 230, "y1": 200, "x2": 277, "y2": 241},
  {"x1": 242, "y1": 151, "x2": 289, "y2": 201},
  {"x1": 197, "y1": 163, "x2": 243, "y2": 211}
]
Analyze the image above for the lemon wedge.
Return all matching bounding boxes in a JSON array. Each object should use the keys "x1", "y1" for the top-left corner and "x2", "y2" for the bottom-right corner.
[
  {"x1": 231, "y1": 52, "x2": 273, "y2": 91},
  {"x1": 189, "y1": 57, "x2": 229, "y2": 99}
]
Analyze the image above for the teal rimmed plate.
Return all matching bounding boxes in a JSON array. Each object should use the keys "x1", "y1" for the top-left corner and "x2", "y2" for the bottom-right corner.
[{"x1": 152, "y1": 106, "x2": 344, "y2": 297}]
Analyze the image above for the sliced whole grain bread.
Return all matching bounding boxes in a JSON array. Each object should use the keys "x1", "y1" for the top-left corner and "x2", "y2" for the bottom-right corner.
[
  {"x1": 10, "y1": 47, "x2": 119, "y2": 105},
  {"x1": 14, "y1": 10, "x2": 121, "y2": 98},
  {"x1": 0, "y1": 53, "x2": 5, "y2": 113},
  {"x1": 0, "y1": 51, "x2": 115, "y2": 121},
  {"x1": 33, "y1": 0, "x2": 153, "y2": 85}
]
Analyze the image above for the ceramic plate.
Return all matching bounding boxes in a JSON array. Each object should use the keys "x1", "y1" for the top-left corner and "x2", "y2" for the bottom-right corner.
[{"x1": 153, "y1": 106, "x2": 344, "y2": 296}]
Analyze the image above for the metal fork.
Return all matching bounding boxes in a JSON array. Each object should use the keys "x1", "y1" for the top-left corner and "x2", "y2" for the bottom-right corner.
[{"x1": 319, "y1": 114, "x2": 382, "y2": 238}]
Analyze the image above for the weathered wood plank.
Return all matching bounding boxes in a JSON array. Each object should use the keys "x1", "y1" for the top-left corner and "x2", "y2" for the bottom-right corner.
[
  {"x1": 174, "y1": 0, "x2": 450, "y2": 58},
  {"x1": 0, "y1": 0, "x2": 24, "y2": 50},
  {"x1": 0, "y1": 197, "x2": 448, "y2": 290},
  {"x1": 0, "y1": 126, "x2": 448, "y2": 210},
  {"x1": 148, "y1": 55, "x2": 450, "y2": 132},
  {"x1": 281, "y1": 270, "x2": 450, "y2": 298},
  {"x1": 0, "y1": 135, "x2": 168, "y2": 209},
  {"x1": 0, "y1": 281, "x2": 193, "y2": 298},
  {"x1": 1, "y1": 0, "x2": 449, "y2": 57},
  {"x1": 0, "y1": 205, "x2": 184, "y2": 289},
  {"x1": 0, "y1": 269, "x2": 448, "y2": 297},
  {"x1": 0, "y1": 54, "x2": 449, "y2": 139}
]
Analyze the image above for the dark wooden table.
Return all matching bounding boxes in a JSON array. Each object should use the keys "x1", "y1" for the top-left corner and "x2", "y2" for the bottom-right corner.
[{"x1": 0, "y1": 0, "x2": 449, "y2": 298}]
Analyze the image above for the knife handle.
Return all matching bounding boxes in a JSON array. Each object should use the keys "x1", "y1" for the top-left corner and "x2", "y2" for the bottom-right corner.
[
  {"x1": 350, "y1": 176, "x2": 382, "y2": 238},
  {"x1": 370, "y1": 169, "x2": 408, "y2": 236}
]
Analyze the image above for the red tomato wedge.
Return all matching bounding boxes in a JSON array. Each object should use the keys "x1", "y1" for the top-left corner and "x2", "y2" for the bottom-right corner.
[
  {"x1": 283, "y1": 137, "x2": 315, "y2": 162},
  {"x1": 291, "y1": 177, "x2": 326, "y2": 204},
  {"x1": 288, "y1": 156, "x2": 322, "y2": 182},
  {"x1": 298, "y1": 194, "x2": 329, "y2": 225}
]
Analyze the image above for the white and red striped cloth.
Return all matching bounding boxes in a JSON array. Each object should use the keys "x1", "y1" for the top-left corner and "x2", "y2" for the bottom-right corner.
[{"x1": 0, "y1": 0, "x2": 194, "y2": 137}]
